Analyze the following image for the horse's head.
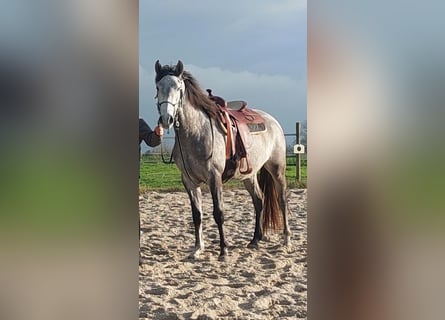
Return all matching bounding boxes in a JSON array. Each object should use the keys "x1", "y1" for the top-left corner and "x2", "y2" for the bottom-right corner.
[{"x1": 155, "y1": 60, "x2": 185, "y2": 129}]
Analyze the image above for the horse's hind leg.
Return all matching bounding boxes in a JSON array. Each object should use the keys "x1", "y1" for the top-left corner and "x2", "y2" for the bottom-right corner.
[
  {"x1": 243, "y1": 177, "x2": 264, "y2": 249},
  {"x1": 264, "y1": 163, "x2": 291, "y2": 246},
  {"x1": 185, "y1": 186, "x2": 204, "y2": 258},
  {"x1": 275, "y1": 171, "x2": 292, "y2": 246}
]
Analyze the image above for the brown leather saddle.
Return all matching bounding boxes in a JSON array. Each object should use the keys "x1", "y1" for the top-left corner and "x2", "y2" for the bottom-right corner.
[{"x1": 206, "y1": 89, "x2": 266, "y2": 182}]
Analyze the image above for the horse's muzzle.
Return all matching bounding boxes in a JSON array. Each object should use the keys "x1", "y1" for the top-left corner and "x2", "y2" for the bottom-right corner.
[{"x1": 159, "y1": 115, "x2": 174, "y2": 129}]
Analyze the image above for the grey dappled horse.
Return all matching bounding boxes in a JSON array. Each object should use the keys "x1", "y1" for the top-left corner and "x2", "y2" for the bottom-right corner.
[{"x1": 155, "y1": 60, "x2": 290, "y2": 259}]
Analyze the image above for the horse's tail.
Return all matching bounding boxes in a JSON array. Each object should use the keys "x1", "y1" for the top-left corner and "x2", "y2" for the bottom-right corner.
[{"x1": 259, "y1": 167, "x2": 283, "y2": 234}]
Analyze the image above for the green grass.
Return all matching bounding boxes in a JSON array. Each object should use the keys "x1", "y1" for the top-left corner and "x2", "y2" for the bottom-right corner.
[
  {"x1": 139, "y1": 160, "x2": 184, "y2": 192},
  {"x1": 139, "y1": 154, "x2": 307, "y2": 192}
]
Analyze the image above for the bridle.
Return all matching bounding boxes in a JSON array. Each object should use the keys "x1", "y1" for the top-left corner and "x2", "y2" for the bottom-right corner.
[
  {"x1": 156, "y1": 87, "x2": 184, "y2": 128},
  {"x1": 156, "y1": 84, "x2": 183, "y2": 164}
]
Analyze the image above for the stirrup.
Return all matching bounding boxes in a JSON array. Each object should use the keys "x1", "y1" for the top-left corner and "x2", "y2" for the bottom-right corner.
[{"x1": 239, "y1": 156, "x2": 252, "y2": 174}]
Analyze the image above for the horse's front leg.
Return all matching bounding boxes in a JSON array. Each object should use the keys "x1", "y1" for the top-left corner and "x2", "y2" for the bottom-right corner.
[
  {"x1": 209, "y1": 175, "x2": 228, "y2": 259},
  {"x1": 185, "y1": 186, "x2": 204, "y2": 259}
]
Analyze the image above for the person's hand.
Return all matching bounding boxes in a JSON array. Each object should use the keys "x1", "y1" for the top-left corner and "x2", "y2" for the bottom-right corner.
[{"x1": 154, "y1": 125, "x2": 163, "y2": 137}]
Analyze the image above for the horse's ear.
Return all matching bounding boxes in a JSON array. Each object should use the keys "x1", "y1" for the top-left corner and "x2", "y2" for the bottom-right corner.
[
  {"x1": 175, "y1": 60, "x2": 184, "y2": 76},
  {"x1": 155, "y1": 60, "x2": 162, "y2": 74}
]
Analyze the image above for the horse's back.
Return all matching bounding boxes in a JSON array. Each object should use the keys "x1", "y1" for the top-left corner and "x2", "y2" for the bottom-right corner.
[
  {"x1": 236, "y1": 108, "x2": 286, "y2": 177},
  {"x1": 252, "y1": 109, "x2": 286, "y2": 149}
]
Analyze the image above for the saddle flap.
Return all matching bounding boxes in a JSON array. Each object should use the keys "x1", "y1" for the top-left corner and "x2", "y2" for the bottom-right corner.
[{"x1": 236, "y1": 121, "x2": 253, "y2": 149}]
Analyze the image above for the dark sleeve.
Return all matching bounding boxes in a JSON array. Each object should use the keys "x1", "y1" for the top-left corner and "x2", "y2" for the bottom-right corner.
[{"x1": 139, "y1": 118, "x2": 161, "y2": 147}]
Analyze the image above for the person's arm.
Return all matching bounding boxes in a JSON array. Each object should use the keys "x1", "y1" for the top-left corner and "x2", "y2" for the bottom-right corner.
[{"x1": 139, "y1": 118, "x2": 163, "y2": 147}]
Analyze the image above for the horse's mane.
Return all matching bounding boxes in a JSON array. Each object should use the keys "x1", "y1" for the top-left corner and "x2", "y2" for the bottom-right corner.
[{"x1": 156, "y1": 65, "x2": 218, "y2": 119}]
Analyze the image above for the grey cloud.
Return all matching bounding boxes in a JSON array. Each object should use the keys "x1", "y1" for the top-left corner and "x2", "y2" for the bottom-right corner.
[{"x1": 140, "y1": 1, "x2": 306, "y2": 78}]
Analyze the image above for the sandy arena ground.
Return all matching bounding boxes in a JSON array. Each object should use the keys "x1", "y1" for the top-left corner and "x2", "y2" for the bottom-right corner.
[{"x1": 139, "y1": 189, "x2": 307, "y2": 319}]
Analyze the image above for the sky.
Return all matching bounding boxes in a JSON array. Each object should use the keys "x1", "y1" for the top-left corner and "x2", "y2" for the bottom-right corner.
[{"x1": 139, "y1": 0, "x2": 307, "y2": 138}]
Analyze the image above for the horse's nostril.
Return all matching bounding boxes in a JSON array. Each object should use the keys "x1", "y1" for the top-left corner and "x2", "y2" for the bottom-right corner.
[{"x1": 168, "y1": 116, "x2": 174, "y2": 124}]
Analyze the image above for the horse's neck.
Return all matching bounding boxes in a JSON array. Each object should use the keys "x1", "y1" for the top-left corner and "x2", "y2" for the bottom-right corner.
[{"x1": 177, "y1": 102, "x2": 211, "y2": 137}]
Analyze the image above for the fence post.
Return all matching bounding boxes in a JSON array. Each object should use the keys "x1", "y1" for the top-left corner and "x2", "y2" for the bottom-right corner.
[{"x1": 296, "y1": 121, "x2": 301, "y2": 181}]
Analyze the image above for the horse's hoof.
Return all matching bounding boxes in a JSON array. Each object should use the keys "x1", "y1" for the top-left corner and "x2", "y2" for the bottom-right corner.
[
  {"x1": 218, "y1": 253, "x2": 228, "y2": 261},
  {"x1": 247, "y1": 240, "x2": 260, "y2": 249},
  {"x1": 218, "y1": 254, "x2": 228, "y2": 261},
  {"x1": 189, "y1": 247, "x2": 203, "y2": 259},
  {"x1": 218, "y1": 248, "x2": 229, "y2": 261},
  {"x1": 189, "y1": 253, "x2": 200, "y2": 260},
  {"x1": 284, "y1": 234, "x2": 292, "y2": 247},
  {"x1": 189, "y1": 254, "x2": 197, "y2": 260}
]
